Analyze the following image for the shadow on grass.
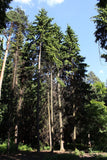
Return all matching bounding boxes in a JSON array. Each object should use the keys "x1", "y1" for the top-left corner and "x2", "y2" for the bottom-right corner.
[{"x1": 0, "y1": 151, "x2": 107, "y2": 160}]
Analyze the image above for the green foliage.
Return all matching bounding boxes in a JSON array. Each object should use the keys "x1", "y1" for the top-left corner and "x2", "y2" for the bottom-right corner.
[
  {"x1": 44, "y1": 145, "x2": 50, "y2": 150},
  {"x1": 93, "y1": 0, "x2": 107, "y2": 61},
  {"x1": 0, "y1": 141, "x2": 33, "y2": 153},
  {"x1": 18, "y1": 143, "x2": 33, "y2": 151},
  {"x1": 0, "y1": 141, "x2": 7, "y2": 154},
  {"x1": 86, "y1": 71, "x2": 101, "y2": 84},
  {"x1": 93, "y1": 81, "x2": 107, "y2": 101},
  {"x1": 0, "y1": 104, "x2": 7, "y2": 123},
  {"x1": 0, "y1": 0, "x2": 12, "y2": 29},
  {"x1": 74, "y1": 148, "x2": 85, "y2": 156},
  {"x1": 0, "y1": 7, "x2": 107, "y2": 153}
]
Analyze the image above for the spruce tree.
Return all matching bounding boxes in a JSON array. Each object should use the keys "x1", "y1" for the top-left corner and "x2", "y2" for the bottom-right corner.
[
  {"x1": 28, "y1": 8, "x2": 54, "y2": 151},
  {"x1": 0, "y1": 0, "x2": 12, "y2": 29},
  {"x1": 93, "y1": 0, "x2": 107, "y2": 61},
  {"x1": 62, "y1": 25, "x2": 90, "y2": 149}
]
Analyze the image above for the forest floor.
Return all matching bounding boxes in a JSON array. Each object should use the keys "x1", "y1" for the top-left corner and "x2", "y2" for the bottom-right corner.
[{"x1": 0, "y1": 150, "x2": 107, "y2": 160}]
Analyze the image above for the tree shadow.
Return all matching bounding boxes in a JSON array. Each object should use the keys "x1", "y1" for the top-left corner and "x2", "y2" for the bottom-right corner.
[{"x1": 0, "y1": 151, "x2": 107, "y2": 160}]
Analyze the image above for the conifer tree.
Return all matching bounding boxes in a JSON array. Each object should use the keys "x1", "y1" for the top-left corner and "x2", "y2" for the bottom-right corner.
[
  {"x1": 62, "y1": 25, "x2": 90, "y2": 148},
  {"x1": 0, "y1": 0, "x2": 12, "y2": 29},
  {"x1": 5, "y1": 7, "x2": 28, "y2": 149},
  {"x1": 28, "y1": 8, "x2": 54, "y2": 151},
  {"x1": 93, "y1": 0, "x2": 107, "y2": 61}
]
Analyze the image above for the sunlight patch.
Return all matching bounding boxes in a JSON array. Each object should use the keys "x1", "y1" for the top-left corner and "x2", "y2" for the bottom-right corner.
[
  {"x1": 39, "y1": 0, "x2": 64, "y2": 6},
  {"x1": 14, "y1": 0, "x2": 32, "y2": 4}
]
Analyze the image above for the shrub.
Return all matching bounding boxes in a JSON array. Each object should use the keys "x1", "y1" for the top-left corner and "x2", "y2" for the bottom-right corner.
[
  {"x1": 18, "y1": 143, "x2": 33, "y2": 151},
  {"x1": 0, "y1": 142, "x2": 7, "y2": 154}
]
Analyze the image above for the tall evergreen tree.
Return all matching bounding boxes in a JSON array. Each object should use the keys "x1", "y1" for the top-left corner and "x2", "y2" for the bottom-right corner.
[
  {"x1": 0, "y1": 0, "x2": 12, "y2": 29},
  {"x1": 28, "y1": 8, "x2": 54, "y2": 151},
  {"x1": 93, "y1": 0, "x2": 107, "y2": 61},
  {"x1": 5, "y1": 7, "x2": 28, "y2": 150},
  {"x1": 61, "y1": 25, "x2": 90, "y2": 148}
]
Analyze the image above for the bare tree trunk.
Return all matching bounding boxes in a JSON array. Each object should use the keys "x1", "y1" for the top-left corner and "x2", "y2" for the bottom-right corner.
[
  {"x1": 12, "y1": 48, "x2": 20, "y2": 150},
  {"x1": 71, "y1": 67, "x2": 76, "y2": 149},
  {"x1": 12, "y1": 50, "x2": 18, "y2": 89},
  {"x1": 50, "y1": 68, "x2": 53, "y2": 152},
  {"x1": 0, "y1": 23, "x2": 13, "y2": 98},
  {"x1": 58, "y1": 72, "x2": 65, "y2": 151},
  {"x1": 12, "y1": 49, "x2": 18, "y2": 147},
  {"x1": 37, "y1": 42, "x2": 41, "y2": 152},
  {"x1": 47, "y1": 91, "x2": 52, "y2": 151},
  {"x1": 15, "y1": 124, "x2": 18, "y2": 145},
  {"x1": 88, "y1": 133, "x2": 91, "y2": 148},
  {"x1": 73, "y1": 104, "x2": 76, "y2": 149},
  {"x1": 14, "y1": 88, "x2": 23, "y2": 150},
  {"x1": 7, "y1": 128, "x2": 10, "y2": 153}
]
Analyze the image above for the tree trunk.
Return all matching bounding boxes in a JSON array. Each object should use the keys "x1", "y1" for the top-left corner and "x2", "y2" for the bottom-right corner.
[
  {"x1": 47, "y1": 91, "x2": 52, "y2": 151},
  {"x1": 88, "y1": 133, "x2": 91, "y2": 148},
  {"x1": 50, "y1": 68, "x2": 53, "y2": 152},
  {"x1": 73, "y1": 103, "x2": 76, "y2": 149},
  {"x1": 58, "y1": 72, "x2": 65, "y2": 151},
  {"x1": 37, "y1": 42, "x2": 41, "y2": 152},
  {"x1": 0, "y1": 23, "x2": 13, "y2": 98},
  {"x1": 14, "y1": 88, "x2": 23, "y2": 150},
  {"x1": 12, "y1": 49, "x2": 18, "y2": 148},
  {"x1": 7, "y1": 128, "x2": 10, "y2": 153}
]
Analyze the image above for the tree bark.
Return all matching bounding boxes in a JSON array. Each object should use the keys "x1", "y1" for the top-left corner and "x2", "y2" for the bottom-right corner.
[
  {"x1": 37, "y1": 42, "x2": 41, "y2": 152},
  {"x1": 12, "y1": 49, "x2": 18, "y2": 148},
  {"x1": 58, "y1": 72, "x2": 65, "y2": 151},
  {"x1": 7, "y1": 128, "x2": 10, "y2": 153},
  {"x1": 0, "y1": 23, "x2": 13, "y2": 99},
  {"x1": 14, "y1": 88, "x2": 23, "y2": 150},
  {"x1": 50, "y1": 68, "x2": 53, "y2": 152},
  {"x1": 73, "y1": 103, "x2": 76, "y2": 149},
  {"x1": 47, "y1": 90, "x2": 52, "y2": 151}
]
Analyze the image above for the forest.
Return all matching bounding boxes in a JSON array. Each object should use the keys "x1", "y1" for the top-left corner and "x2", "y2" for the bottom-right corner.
[{"x1": 0, "y1": 0, "x2": 107, "y2": 159}]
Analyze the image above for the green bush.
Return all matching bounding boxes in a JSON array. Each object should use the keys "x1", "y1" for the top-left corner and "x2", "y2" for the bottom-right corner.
[
  {"x1": 44, "y1": 145, "x2": 50, "y2": 150},
  {"x1": 74, "y1": 148, "x2": 85, "y2": 156},
  {"x1": 0, "y1": 142, "x2": 7, "y2": 154},
  {"x1": 18, "y1": 143, "x2": 33, "y2": 151},
  {"x1": 74, "y1": 148, "x2": 80, "y2": 156},
  {"x1": 0, "y1": 141, "x2": 33, "y2": 153}
]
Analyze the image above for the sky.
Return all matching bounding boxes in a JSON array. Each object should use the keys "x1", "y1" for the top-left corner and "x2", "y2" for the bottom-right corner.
[{"x1": 10, "y1": 0, "x2": 107, "y2": 83}]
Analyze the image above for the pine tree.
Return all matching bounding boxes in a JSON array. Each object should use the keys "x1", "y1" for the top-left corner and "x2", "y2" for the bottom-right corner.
[{"x1": 5, "y1": 7, "x2": 28, "y2": 150}]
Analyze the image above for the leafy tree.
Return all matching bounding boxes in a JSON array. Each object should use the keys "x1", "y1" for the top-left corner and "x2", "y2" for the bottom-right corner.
[
  {"x1": 84, "y1": 100, "x2": 107, "y2": 151},
  {"x1": 86, "y1": 71, "x2": 101, "y2": 84},
  {"x1": 81, "y1": 81, "x2": 107, "y2": 150},
  {"x1": 93, "y1": 81, "x2": 107, "y2": 101}
]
